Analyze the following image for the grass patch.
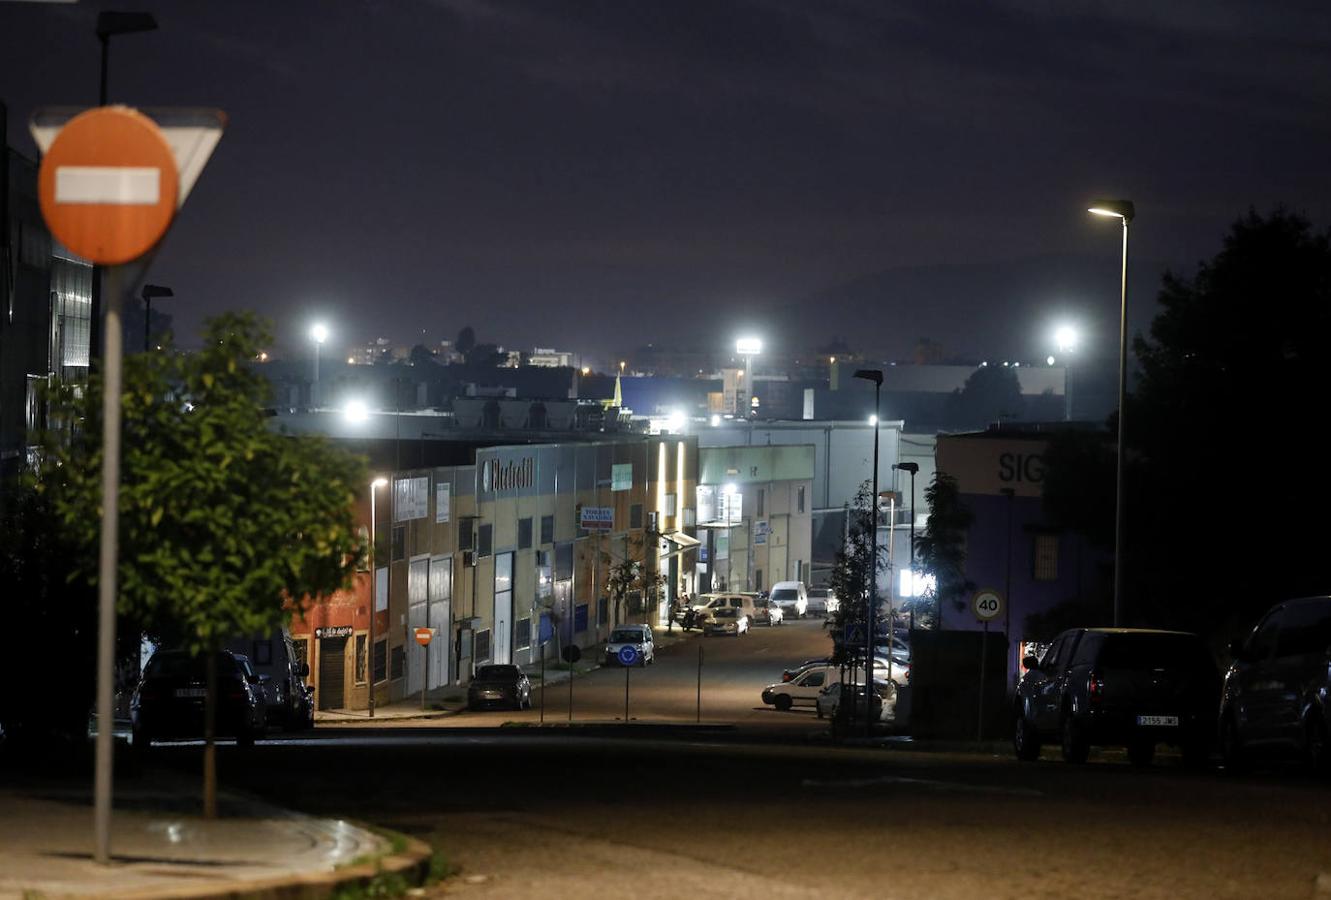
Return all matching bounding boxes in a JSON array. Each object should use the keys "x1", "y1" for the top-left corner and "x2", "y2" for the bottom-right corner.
[{"x1": 330, "y1": 868, "x2": 409, "y2": 900}]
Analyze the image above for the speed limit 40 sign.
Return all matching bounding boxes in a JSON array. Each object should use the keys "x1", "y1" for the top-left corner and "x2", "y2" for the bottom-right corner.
[{"x1": 972, "y1": 589, "x2": 1003, "y2": 622}]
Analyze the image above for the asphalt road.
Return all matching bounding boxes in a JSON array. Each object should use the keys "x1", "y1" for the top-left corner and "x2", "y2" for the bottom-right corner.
[{"x1": 148, "y1": 619, "x2": 1331, "y2": 900}]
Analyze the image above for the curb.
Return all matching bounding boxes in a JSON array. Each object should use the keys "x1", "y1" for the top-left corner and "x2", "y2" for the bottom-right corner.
[{"x1": 96, "y1": 829, "x2": 433, "y2": 900}]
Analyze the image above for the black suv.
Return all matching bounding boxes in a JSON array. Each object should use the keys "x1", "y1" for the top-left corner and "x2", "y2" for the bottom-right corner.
[
  {"x1": 1013, "y1": 628, "x2": 1218, "y2": 766},
  {"x1": 1220, "y1": 596, "x2": 1331, "y2": 771},
  {"x1": 132, "y1": 649, "x2": 268, "y2": 748}
]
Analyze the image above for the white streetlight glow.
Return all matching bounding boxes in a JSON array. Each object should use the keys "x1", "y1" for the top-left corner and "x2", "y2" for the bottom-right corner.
[
  {"x1": 868, "y1": 414, "x2": 878, "y2": 426},
  {"x1": 709, "y1": 414, "x2": 721, "y2": 427},
  {"x1": 1054, "y1": 325, "x2": 1078, "y2": 353},
  {"x1": 735, "y1": 337, "x2": 762, "y2": 356},
  {"x1": 310, "y1": 322, "x2": 329, "y2": 344},
  {"x1": 1047, "y1": 355, "x2": 1056, "y2": 366},
  {"x1": 665, "y1": 409, "x2": 686, "y2": 433},
  {"x1": 345, "y1": 398, "x2": 370, "y2": 423}
]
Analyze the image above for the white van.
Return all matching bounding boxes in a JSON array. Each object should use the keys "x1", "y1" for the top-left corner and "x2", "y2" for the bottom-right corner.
[{"x1": 769, "y1": 581, "x2": 809, "y2": 619}]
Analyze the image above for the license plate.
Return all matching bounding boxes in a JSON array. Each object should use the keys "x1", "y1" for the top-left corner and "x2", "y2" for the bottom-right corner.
[
  {"x1": 175, "y1": 688, "x2": 206, "y2": 699},
  {"x1": 1136, "y1": 715, "x2": 1178, "y2": 727}
]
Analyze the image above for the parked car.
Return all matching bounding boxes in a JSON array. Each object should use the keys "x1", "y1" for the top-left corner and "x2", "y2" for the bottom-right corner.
[
  {"x1": 706, "y1": 608, "x2": 750, "y2": 636},
  {"x1": 1012, "y1": 628, "x2": 1219, "y2": 766},
  {"x1": 224, "y1": 630, "x2": 313, "y2": 730},
  {"x1": 131, "y1": 649, "x2": 268, "y2": 748},
  {"x1": 807, "y1": 587, "x2": 839, "y2": 616},
  {"x1": 763, "y1": 665, "x2": 841, "y2": 711},
  {"x1": 817, "y1": 680, "x2": 896, "y2": 722},
  {"x1": 769, "y1": 581, "x2": 809, "y2": 619},
  {"x1": 1220, "y1": 596, "x2": 1331, "y2": 772},
  {"x1": 784, "y1": 656, "x2": 907, "y2": 687},
  {"x1": 467, "y1": 664, "x2": 532, "y2": 711},
  {"x1": 605, "y1": 624, "x2": 655, "y2": 666},
  {"x1": 701, "y1": 593, "x2": 783, "y2": 626}
]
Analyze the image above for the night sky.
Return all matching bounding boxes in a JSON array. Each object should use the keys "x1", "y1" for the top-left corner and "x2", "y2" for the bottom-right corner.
[{"x1": 3, "y1": 1, "x2": 1330, "y2": 364}]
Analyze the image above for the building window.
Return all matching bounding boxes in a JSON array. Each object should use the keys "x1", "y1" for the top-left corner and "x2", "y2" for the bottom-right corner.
[
  {"x1": 575, "y1": 604, "x2": 589, "y2": 633},
  {"x1": 475, "y1": 629, "x2": 492, "y2": 662},
  {"x1": 355, "y1": 634, "x2": 367, "y2": 685},
  {"x1": 391, "y1": 645, "x2": 405, "y2": 680},
  {"x1": 459, "y1": 518, "x2": 475, "y2": 550},
  {"x1": 683, "y1": 507, "x2": 696, "y2": 526},
  {"x1": 597, "y1": 595, "x2": 609, "y2": 626},
  {"x1": 478, "y1": 523, "x2": 493, "y2": 558},
  {"x1": 755, "y1": 569, "x2": 764, "y2": 591},
  {"x1": 515, "y1": 617, "x2": 532, "y2": 651},
  {"x1": 373, "y1": 638, "x2": 387, "y2": 684},
  {"x1": 757, "y1": 489, "x2": 765, "y2": 518},
  {"x1": 391, "y1": 525, "x2": 405, "y2": 561},
  {"x1": 665, "y1": 493, "x2": 677, "y2": 516},
  {"x1": 519, "y1": 517, "x2": 533, "y2": 549},
  {"x1": 1033, "y1": 534, "x2": 1059, "y2": 581},
  {"x1": 630, "y1": 504, "x2": 643, "y2": 529},
  {"x1": 555, "y1": 542, "x2": 574, "y2": 580},
  {"x1": 797, "y1": 485, "x2": 806, "y2": 514},
  {"x1": 540, "y1": 514, "x2": 554, "y2": 545}
]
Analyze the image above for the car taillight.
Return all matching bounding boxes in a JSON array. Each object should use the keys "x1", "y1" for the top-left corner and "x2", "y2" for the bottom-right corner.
[{"x1": 1088, "y1": 671, "x2": 1104, "y2": 706}]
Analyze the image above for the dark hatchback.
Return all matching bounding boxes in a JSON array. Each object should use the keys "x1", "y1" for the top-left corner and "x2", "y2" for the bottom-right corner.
[
  {"x1": 467, "y1": 664, "x2": 532, "y2": 711},
  {"x1": 1220, "y1": 596, "x2": 1331, "y2": 772},
  {"x1": 131, "y1": 650, "x2": 268, "y2": 748},
  {"x1": 1013, "y1": 628, "x2": 1219, "y2": 766}
]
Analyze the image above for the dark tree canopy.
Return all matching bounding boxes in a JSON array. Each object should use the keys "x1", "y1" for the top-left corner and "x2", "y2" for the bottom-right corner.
[
  {"x1": 944, "y1": 365, "x2": 1024, "y2": 429},
  {"x1": 455, "y1": 325, "x2": 476, "y2": 355}
]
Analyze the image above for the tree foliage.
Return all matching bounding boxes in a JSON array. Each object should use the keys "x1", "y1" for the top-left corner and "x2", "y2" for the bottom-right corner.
[
  {"x1": 915, "y1": 472, "x2": 974, "y2": 619},
  {"x1": 943, "y1": 364, "x2": 1024, "y2": 429},
  {"x1": 603, "y1": 537, "x2": 665, "y2": 622},
  {"x1": 827, "y1": 481, "x2": 884, "y2": 636},
  {"x1": 34, "y1": 312, "x2": 367, "y2": 652}
]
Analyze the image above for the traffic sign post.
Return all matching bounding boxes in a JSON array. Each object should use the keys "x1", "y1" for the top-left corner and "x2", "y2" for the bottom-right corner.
[
  {"x1": 971, "y1": 590, "x2": 1004, "y2": 742},
  {"x1": 415, "y1": 628, "x2": 434, "y2": 711},
  {"x1": 618, "y1": 645, "x2": 639, "y2": 721},
  {"x1": 31, "y1": 105, "x2": 223, "y2": 865}
]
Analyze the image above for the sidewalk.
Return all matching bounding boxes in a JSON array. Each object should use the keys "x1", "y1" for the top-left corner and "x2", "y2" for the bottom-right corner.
[{"x1": 0, "y1": 772, "x2": 431, "y2": 899}]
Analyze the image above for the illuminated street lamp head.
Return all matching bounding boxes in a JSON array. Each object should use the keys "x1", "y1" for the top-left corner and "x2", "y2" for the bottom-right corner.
[
  {"x1": 736, "y1": 337, "x2": 762, "y2": 356},
  {"x1": 371, "y1": 476, "x2": 388, "y2": 489},
  {"x1": 1054, "y1": 325, "x2": 1079, "y2": 353},
  {"x1": 1087, "y1": 198, "x2": 1135, "y2": 222},
  {"x1": 344, "y1": 398, "x2": 369, "y2": 423},
  {"x1": 868, "y1": 414, "x2": 878, "y2": 426},
  {"x1": 581, "y1": 366, "x2": 590, "y2": 376},
  {"x1": 310, "y1": 322, "x2": 329, "y2": 344},
  {"x1": 853, "y1": 368, "x2": 883, "y2": 386}
]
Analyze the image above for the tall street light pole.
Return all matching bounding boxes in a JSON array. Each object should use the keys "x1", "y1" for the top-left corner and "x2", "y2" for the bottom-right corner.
[
  {"x1": 140, "y1": 284, "x2": 171, "y2": 353},
  {"x1": 854, "y1": 369, "x2": 883, "y2": 735},
  {"x1": 369, "y1": 477, "x2": 388, "y2": 717},
  {"x1": 1088, "y1": 198, "x2": 1135, "y2": 627},
  {"x1": 310, "y1": 322, "x2": 328, "y2": 408},
  {"x1": 736, "y1": 337, "x2": 762, "y2": 418}
]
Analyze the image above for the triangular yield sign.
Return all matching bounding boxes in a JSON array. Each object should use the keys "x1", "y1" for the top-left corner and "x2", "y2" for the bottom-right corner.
[{"x1": 30, "y1": 106, "x2": 226, "y2": 209}]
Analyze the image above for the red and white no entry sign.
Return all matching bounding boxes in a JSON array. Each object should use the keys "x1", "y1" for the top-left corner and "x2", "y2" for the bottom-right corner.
[
  {"x1": 37, "y1": 106, "x2": 179, "y2": 265},
  {"x1": 414, "y1": 627, "x2": 434, "y2": 646}
]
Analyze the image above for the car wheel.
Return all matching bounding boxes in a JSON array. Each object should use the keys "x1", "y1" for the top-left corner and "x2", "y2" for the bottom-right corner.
[
  {"x1": 1060, "y1": 715, "x2": 1089, "y2": 764},
  {"x1": 774, "y1": 694, "x2": 793, "y2": 712},
  {"x1": 1220, "y1": 713, "x2": 1248, "y2": 774},
  {"x1": 1127, "y1": 740, "x2": 1155, "y2": 768},
  {"x1": 1013, "y1": 714, "x2": 1041, "y2": 762}
]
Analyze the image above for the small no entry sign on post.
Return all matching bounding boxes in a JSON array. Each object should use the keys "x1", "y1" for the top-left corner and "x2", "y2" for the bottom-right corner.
[{"x1": 414, "y1": 627, "x2": 434, "y2": 646}]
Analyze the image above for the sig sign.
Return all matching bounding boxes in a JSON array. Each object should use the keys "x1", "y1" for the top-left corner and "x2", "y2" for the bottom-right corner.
[
  {"x1": 972, "y1": 589, "x2": 1003, "y2": 623},
  {"x1": 579, "y1": 506, "x2": 614, "y2": 532}
]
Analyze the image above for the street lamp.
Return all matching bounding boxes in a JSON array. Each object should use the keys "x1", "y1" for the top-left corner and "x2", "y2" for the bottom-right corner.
[
  {"x1": 1088, "y1": 197, "x2": 1134, "y2": 627},
  {"x1": 854, "y1": 368, "x2": 883, "y2": 735},
  {"x1": 736, "y1": 337, "x2": 762, "y2": 418},
  {"x1": 1053, "y1": 324, "x2": 1078, "y2": 421},
  {"x1": 140, "y1": 284, "x2": 171, "y2": 353},
  {"x1": 310, "y1": 322, "x2": 328, "y2": 408},
  {"x1": 368, "y1": 476, "x2": 388, "y2": 718},
  {"x1": 892, "y1": 462, "x2": 920, "y2": 625}
]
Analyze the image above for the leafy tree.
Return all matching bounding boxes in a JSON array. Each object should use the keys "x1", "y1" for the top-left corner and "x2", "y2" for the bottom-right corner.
[
  {"x1": 465, "y1": 342, "x2": 505, "y2": 368},
  {"x1": 603, "y1": 542, "x2": 665, "y2": 625},
  {"x1": 943, "y1": 364, "x2": 1024, "y2": 429},
  {"x1": 915, "y1": 472, "x2": 974, "y2": 624},
  {"x1": 34, "y1": 312, "x2": 366, "y2": 815},
  {"x1": 827, "y1": 481, "x2": 884, "y2": 641},
  {"x1": 455, "y1": 325, "x2": 476, "y2": 355},
  {"x1": 408, "y1": 343, "x2": 435, "y2": 367}
]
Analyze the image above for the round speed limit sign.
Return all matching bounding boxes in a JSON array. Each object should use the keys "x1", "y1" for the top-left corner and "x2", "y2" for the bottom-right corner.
[{"x1": 972, "y1": 589, "x2": 1003, "y2": 622}]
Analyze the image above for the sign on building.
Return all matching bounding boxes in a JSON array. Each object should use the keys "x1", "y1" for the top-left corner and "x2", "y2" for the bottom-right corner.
[
  {"x1": 394, "y1": 476, "x2": 429, "y2": 522},
  {"x1": 754, "y1": 520, "x2": 769, "y2": 545},
  {"x1": 718, "y1": 491, "x2": 743, "y2": 525},
  {"x1": 612, "y1": 463, "x2": 633, "y2": 491},
  {"x1": 435, "y1": 481, "x2": 451, "y2": 523},
  {"x1": 580, "y1": 506, "x2": 614, "y2": 531}
]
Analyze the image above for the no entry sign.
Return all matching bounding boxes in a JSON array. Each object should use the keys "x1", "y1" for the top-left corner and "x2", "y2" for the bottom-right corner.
[
  {"x1": 414, "y1": 627, "x2": 434, "y2": 646},
  {"x1": 37, "y1": 107, "x2": 179, "y2": 265}
]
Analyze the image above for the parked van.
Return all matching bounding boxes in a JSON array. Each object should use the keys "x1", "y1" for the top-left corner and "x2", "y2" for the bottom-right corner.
[
  {"x1": 769, "y1": 581, "x2": 809, "y2": 619},
  {"x1": 224, "y1": 630, "x2": 314, "y2": 730}
]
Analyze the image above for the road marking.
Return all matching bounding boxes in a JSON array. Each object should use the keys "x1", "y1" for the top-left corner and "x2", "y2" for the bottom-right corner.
[{"x1": 801, "y1": 774, "x2": 1043, "y2": 797}]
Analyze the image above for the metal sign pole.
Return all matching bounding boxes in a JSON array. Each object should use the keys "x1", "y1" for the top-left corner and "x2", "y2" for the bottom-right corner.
[
  {"x1": 624, "y1": 663, "x2": 630, "y2": 722},
  {"x1": 977, "y1": 621, "x2": 989, "y2": 742},
  {"x1": 539, "y1": 640, "x2": 545, "y2": 724},
  {"x1": 696, "y1": 645, "x2": 703, "y2": 723},
  {"x1": 93, "y1": 265, "x2": 124, "y2": 866},
  {"x1": 422, "y1": 640, "x2": 429, "y2": 711}
]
